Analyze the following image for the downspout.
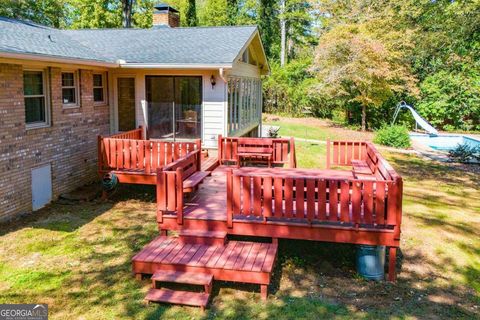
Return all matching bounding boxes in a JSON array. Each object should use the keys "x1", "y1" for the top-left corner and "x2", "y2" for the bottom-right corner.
[{"x1": 219, "y1": 67, "x2": 228, "y2": 83}]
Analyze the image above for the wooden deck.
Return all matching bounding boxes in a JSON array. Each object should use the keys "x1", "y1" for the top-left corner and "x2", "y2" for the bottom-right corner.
[
  {"x1": 132, "y1": 236, "x2": 278, "y2": 287},
  {"x1": 131, "y1": 139, "x2": 403, "y2": 308}
]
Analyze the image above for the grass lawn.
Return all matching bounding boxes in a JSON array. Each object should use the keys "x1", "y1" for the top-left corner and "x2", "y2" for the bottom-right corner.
[{"x1": 0, "y1": 119, "x2": 479, "y2": 319}]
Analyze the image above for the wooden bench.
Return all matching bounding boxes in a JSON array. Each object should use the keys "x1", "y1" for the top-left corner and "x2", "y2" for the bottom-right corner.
[
  {"x1": 226, "y1": 164, "x2": 403, "y2": 281},
  {"x1": 236, "y1": 138, "x2": 274, "y2": 168},
  {"x1": 326, "y1": 140, "x2": 396, "y2": 181},
  {"x1": 218, "y1": 135, "x2": 297, "y2": 168},
  {"x1": 162, "y1": 149, "x2": 209, "y2": 193}
]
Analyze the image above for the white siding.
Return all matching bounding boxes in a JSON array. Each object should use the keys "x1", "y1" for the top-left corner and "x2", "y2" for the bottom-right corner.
[{"x1": 111, "y1": 69, "x2": 227, "y2": 148}]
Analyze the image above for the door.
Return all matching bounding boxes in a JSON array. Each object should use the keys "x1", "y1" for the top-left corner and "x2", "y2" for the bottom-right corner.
[
  {"x1": 146, "y1": 76, "x2": 202, "y2": 140},
  {"x1": 31, "y1": 164, "x2": 52, "y2": 211},
  {"x1": 117, "y1": 77, "x2": 136, "y2": 131}
]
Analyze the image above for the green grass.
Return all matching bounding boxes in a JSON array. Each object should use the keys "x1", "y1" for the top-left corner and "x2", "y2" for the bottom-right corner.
[
  {"x1": 267, "y1": 121, "x2": 336, "y2": 140},
  {"x1": 0, "y1": 120, "x2": 479, "y2": 319}
]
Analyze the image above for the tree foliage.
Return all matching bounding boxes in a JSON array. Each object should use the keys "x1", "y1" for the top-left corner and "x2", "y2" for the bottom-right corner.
[
  {"x1": 312, "y1": 24, "x2": 417, "y2": 131},
  {"x1": 1, "y1": 0, "x2": 478, "y2": 132}
]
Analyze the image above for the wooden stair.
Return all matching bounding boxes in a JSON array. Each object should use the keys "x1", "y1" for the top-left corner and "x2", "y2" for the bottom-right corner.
[
  {"x1": 179, "y1": 229, "x2": 227, "y2": 246},
  {"x1": 145, "y1": 288, "x2": 210, "y2": 309},
  {"x1": 147, "y1": 270, "x2": 213, "y2": 310}
]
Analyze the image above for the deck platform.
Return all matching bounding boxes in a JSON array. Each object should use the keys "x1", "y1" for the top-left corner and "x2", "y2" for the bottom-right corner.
[{"x1": 132, "y1": 236, "x2": 278, "y2": 287}]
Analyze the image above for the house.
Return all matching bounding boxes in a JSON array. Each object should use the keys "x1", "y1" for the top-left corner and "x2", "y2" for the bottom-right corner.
[{"x1": 0, "y1": 4, "x2": 269, "y2": 221}]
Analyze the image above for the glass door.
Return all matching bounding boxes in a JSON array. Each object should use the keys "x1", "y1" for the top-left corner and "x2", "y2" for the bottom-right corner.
[
  {"x1": 146, "y1": 76, "x2": 202, "y2": 140},
  {"x1": 117, "y1": 77, "x2": 136, "y2": 131}
]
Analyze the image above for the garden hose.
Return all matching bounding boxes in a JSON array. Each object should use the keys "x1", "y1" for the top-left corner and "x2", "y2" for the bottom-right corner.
[{"x1": 102, "y1": 173, "x2": 118, "y2": 192}]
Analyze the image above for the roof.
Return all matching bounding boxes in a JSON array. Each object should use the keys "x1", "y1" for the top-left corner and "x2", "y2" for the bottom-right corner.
[
  {"x1": 0, "y1": 17, "x2": 265, "y2": 70},
  {"x1": 154, "y1": 4, "x2": 179, "y2": 13}
]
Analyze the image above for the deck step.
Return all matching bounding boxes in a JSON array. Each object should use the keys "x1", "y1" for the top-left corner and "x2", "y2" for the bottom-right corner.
[
  {"x1": 145, "y1": 288, "x2": 210, "y2": 309},
  {"x1": 151, "y1": 270, "x2": 213, "y2": 286},
  {"x1": 179, "y1": 229, "x2": 227, "y2": 246}
]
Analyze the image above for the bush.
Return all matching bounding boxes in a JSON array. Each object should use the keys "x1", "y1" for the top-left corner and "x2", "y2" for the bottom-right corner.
[
  {"x1": 374, "y1": 125, "x2": 411, "y2": 148},
  {"x1": 448, "y1": 144, "x2": 480, "y2": 163}
]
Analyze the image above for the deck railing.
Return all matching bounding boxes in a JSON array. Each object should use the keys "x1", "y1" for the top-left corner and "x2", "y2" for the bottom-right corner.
[
  {"x1": 226, "y1": 168, "x2": 403, "y2": 241},
  {"x1": 218, "y1": 135, "x2": 297, "y2": 168},
  {"x1": 98, "y1": 128, "x2": 201, "y2": 175},
  {"x1": 108, "y1": 127, "x2": 144, "y2": 140}
]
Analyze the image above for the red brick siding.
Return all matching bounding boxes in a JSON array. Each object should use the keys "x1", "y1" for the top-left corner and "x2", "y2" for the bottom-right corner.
[{"x1": 0, "y1": 63, "x2": 110, "y2": 221}]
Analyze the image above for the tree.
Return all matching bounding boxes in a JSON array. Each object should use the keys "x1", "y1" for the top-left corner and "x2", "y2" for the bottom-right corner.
[
  {"x1": 200, "y1": 0, "x2": 228, "y2": 26},
  {"x1": 226, "y1": 0, "x2": 238, "y2": 25},
  {"x1": 0, "y1": 0, "x2": 69, "y2": 28},
  {"x1": 121, "y1": 0, "x2": 134, "y2": 28},
  {"x1": 185, "y1": 0, "x2": 197, "y2": 26},
  {"x1": 313, "y1": 24, "x2": 417, "y2": 131}
]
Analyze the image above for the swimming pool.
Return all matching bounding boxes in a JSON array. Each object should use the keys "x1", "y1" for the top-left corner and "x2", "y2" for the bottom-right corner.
[{"x1": 410, "y1": 134, "x2": 480, "y2": 151}]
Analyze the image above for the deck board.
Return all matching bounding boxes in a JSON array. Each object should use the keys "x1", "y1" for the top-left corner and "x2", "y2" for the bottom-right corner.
[{"x1": 132, "y1": 236, "x2": 278, "y2": 285}]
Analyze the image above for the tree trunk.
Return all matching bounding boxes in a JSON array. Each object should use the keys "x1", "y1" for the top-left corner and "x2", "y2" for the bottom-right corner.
[
  {"x1": 361, "y1": 104, "x2": 367, "y2": 131},
  {"x1": 185, "y1": 0, "x2": 198, "y2": 27},
  {"x1": 122, "y1": 0, "x2": 133, "y2": 28},
  {"x1": 280, "y1": 0, "x2": 286, "y2": 67},
  {"x1": 227, "y1": 0, "x2": 239, "y2": 25}
]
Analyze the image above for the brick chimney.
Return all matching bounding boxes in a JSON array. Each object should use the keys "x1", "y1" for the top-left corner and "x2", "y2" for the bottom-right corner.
[{"x1": 153, "y1": 3, "x2": 180, "y2": 28}]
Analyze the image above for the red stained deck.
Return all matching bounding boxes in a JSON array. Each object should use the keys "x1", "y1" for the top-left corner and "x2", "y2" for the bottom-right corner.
[
  {"x1": 181, "y1": 166, "x2": 355, "y2": 222},
  {"x1": 132, "y1": 236, "x2": 278, "y2": 286}
]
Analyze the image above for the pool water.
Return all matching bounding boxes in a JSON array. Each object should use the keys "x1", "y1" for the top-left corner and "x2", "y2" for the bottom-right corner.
[{"x1": 410, "y1": 134, "x2": 480, "y2": 151}]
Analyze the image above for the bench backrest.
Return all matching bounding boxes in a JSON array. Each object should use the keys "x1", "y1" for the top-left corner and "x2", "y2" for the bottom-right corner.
[
  {"x1": 237, "y1": 138, "x2": 274, "y2": 155},
  {"x1": 227, "y1": 169, "x2": 403, "y2": 241},
  {"x1": 156, "y1": 149, "x2": 202, "y2": 225},
  {"x1": 326, "y1": 140, "x2": 396, "y2": 181},
  {"x1": 163, "y1": 149, "x2": 201, "y2": 180},
  {"x1": 226, "y1": 169, "x2": 402, "y2": 234},
  {"x1": 218, "y1": 135, "x2": 297, "y2": 168}
]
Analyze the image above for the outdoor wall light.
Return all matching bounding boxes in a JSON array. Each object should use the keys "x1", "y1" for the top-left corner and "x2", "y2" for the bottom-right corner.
[{"x1": 210, "y1": 75, "x2": 216, "y2": 89}]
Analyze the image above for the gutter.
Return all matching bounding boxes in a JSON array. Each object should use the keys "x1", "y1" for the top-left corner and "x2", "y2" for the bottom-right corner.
[
  {"x1": 0, "y1": 51, "x2": 118, "y2": 68},
  {"x1": 119, "y1": 62, "x2": 233, "y2": 70}
]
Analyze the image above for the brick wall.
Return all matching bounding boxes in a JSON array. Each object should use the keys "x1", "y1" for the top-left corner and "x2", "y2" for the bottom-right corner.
[
  {"x1": 153, "y1": 12, "x2": 180, "y2": 27},
  {"x1": 0, "y1": 63, "x2": 110, "y2": 221}
]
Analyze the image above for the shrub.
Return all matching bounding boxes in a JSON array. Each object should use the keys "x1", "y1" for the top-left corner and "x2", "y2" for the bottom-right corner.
[
  {"x1": 448, "y1": 144, "x2": 480, "y2": 163},
  {"x1": 374, "y1": 125, "x2": 411, "y2": 148}
]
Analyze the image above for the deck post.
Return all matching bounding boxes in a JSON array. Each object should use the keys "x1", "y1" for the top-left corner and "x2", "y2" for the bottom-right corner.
[
  {"x1": 97, "y1": 135, "x2": 103, "y2": 173},
  {"x1": 289, "y1": 137, "x2": 296, "y2": 168},
  {"x1": 226, "y1": 168, "x2": 233, "y2": 228},
  {"x1": 176, "y1": 168, "x2": 184, "y2": 225},
  {"x1": 260, "y1": 284, "x2": 268, "y2": 300},
  {"x1": 388, "y1": 246, "x2": 397, "y2": 282},
  {"x1": 326, "y1": 139, "x2": 331, "y2": 169},
  {"x1": 218, "y1": 135, "x2": 223, "y2": 165},
  {"x1": 156, "y1": 168, "x2": 164, "y2": 223}
]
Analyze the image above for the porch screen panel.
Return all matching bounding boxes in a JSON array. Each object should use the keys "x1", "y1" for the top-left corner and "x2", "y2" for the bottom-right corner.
[{"x1": 227, "y1": 76, "x2": 262, "y2": 136}]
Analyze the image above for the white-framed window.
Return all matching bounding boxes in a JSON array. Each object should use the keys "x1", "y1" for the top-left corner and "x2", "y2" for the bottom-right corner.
[
  {"x1": 61, "y1": 71, "x2": 79, "y2": 107},
  {"x1": 24, "y1": 69, "x2": 50, "y2": 128},
  {"x1": 93, "y1": 72, "x2": 107, "y2": 105}
]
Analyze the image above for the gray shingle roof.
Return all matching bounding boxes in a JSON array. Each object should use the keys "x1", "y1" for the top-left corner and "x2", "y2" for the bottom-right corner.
[{"x1": 0, "y1": 17, "x2": 258, "y2": 65}]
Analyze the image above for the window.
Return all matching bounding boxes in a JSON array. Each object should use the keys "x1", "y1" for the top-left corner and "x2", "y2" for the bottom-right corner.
[
  {"x1": 227, "y1": 76, "x2": 262, "y2": 135},
  {"x1": 24, "y1": 70, "x2": 49, "y2": 127},
  {"x1": 62, "y1": 71, "x2": 78, "y2": 107},
  {"x1": 93, "y1": 73, "x2": 107, "y2": 104}
]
